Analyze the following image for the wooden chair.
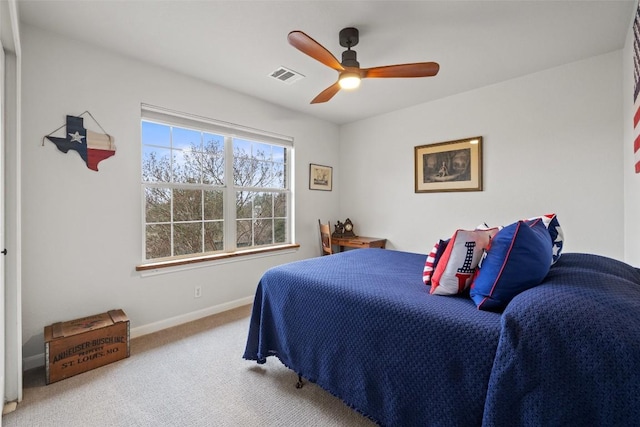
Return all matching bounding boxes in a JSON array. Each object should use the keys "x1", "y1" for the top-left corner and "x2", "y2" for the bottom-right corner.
[{"x1": 318, "y1": 220, "x2": 333, "y2": 255}]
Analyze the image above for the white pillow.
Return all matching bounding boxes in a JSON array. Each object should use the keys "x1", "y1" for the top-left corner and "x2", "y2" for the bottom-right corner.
[{"x1": 430, "y1": 228, "x2": 499, "y2": 295}]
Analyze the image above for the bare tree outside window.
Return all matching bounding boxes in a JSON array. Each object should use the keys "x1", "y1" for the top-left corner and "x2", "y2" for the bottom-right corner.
[{"x1": 142, "y1": 119, "x2": 290, "y2": 260}]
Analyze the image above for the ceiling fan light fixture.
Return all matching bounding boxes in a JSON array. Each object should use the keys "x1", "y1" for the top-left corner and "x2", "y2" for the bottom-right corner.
[
  {"x1": 287, "y1": 28, "x2": 439, "y2": 104},
  {"x1": 339, "y1": 71, "x2": 361, "y2": 90}
]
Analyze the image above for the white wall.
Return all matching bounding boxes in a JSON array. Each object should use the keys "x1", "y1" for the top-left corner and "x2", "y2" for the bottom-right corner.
[
  {"x1": 623, "y1": 7, "x2": 640, "y2": 266},
  {"x1": 19, "y1": 22, "x2": 629, "y2": 365},
  {"x1": 20, "y1": 25, "x2": 340, "y2": 362},
  {"x1": 340, "y1": 51, "x2": 624, "y2": 259}
]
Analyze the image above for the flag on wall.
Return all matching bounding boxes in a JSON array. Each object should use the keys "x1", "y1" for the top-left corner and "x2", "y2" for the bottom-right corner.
[
  {"x1": 633, "y1": 2, "x2": 640, "y2": 173},
  {"x1": 44, "y1": 113, "x2": 116, "y2": 172}
]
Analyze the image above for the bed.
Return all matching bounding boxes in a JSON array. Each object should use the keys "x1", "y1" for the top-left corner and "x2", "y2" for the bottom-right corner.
[{"x1": 243, "y1": 248, "x2": 640, "y2": 426}]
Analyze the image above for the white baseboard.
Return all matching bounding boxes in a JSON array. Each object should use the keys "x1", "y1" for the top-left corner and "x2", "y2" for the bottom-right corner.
[
  {"x1": 24, "y1": 354, "x2": 44, "y2": 372},
  {"x1": 23, "y1": 296, "x2": 254, "y2": 371},
  {"x1": 129, "y1": 296, "x2": 254, "y2": 338}
]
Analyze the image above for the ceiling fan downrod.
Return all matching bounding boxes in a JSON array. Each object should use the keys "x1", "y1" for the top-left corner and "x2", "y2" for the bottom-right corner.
[{"x1": 339, "y1": 27, "x2": 360, "y2": 68}]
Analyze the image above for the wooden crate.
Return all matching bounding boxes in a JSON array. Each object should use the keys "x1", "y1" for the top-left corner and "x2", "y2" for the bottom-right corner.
[{"x1": 44, "y1": 309, "x2": 130, "y2": 384}]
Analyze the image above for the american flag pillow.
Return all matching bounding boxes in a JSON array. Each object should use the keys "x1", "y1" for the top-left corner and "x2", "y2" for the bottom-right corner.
[
  {"x1": 423, "y1": 239, "x2": 449, "y2": 286},
  {"x1": 527, "y1": 213, "x2": 564, "y2": 264},
  {"x1": 430, "y1": 228, "x2": 499, "y2": 296}
]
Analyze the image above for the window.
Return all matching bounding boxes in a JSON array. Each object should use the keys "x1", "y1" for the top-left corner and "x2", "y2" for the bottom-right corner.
[{"x1": 141, "y1": 105, "x2": 293, "y2": 262}]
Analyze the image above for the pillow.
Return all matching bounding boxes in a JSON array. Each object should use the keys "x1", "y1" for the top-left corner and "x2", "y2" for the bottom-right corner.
[
  {"x1": 430, "y1": 228, "x2": 499, "y2": 295},
  {"x1": 527, "y1": 213, "x2": 564, "y2": 264},
  {"x1": 470, "y1": 219, "x2": 553, "y2": 311},
  {"x1": 423, "y1": 239, "x2": 449, "y2": 286}
]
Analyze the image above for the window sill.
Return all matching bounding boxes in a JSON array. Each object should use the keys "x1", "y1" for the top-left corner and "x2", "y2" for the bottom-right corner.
[{"x1": 136, "y1": 243, "x2": 300, "y2": 272}]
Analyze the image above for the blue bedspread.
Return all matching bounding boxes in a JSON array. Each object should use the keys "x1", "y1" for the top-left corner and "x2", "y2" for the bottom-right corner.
[
  {"x1": 243, "y1": 249, "x2": 640, "y2": 426},
  {"x1": 483, "y1": 252, "x2": 640, "y2": 426}
]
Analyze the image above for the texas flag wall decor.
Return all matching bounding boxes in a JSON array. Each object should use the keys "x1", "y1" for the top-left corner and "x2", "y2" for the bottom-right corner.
[{"x1": 45, "y1": 113, "x2": 116, "y2": 171}]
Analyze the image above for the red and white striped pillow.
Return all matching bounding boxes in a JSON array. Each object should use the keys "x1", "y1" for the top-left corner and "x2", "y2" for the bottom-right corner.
[{"x1": 423, "y1": 239, "x2": 449, "y2": 286}]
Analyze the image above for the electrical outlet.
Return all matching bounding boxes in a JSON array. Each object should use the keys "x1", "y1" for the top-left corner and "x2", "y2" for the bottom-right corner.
[{"x1": 194, "y1": 286, "x2": 202, "y2": 298}]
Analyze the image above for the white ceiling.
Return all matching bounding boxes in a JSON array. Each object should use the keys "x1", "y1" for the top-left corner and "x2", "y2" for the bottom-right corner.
[{"x1": 17, "y1": 0, "x2": 635, "y2": 125}]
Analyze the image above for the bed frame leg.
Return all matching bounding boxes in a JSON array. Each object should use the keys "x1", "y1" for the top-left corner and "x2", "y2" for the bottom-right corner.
[{"x1": 295, "y1": 374, "x2": 304, "y2": 389}]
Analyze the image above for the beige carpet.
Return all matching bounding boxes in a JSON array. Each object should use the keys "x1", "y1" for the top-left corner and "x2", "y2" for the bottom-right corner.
[{"x1": 3, "y1": 305, "x2": 376, "y2": 426}]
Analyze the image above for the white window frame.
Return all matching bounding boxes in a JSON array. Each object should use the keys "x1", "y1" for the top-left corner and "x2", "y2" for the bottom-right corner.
[{"x1": 139, "y1": 104, "x2": 295, "y2": 267}]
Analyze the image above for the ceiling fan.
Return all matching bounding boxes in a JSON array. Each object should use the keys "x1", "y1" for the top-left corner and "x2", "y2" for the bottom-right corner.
[{"x1": 287, "y1": 27, "x2": 440, "y2": 104}]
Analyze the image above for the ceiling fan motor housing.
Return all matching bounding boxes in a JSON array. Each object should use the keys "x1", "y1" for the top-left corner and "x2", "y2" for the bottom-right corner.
[{"x1": 341, "y1": 50, "x2": 359, "y2": 68}]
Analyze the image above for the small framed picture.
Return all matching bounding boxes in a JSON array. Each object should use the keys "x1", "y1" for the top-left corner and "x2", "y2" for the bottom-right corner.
[
  {"x1": 414, "y1": 136, "x2": 483, "y2": 193},
  {"x1": 309, "y1": 163, "x2": 332, "y2": 191}
]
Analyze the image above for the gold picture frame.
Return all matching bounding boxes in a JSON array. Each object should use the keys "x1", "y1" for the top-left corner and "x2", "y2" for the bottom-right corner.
[
  {"x1": 309, "y1": 163, "x2": 333, "y2": 191},
  {"x1": 414, "y1": 136, "x2": 483, "y2": 193}
]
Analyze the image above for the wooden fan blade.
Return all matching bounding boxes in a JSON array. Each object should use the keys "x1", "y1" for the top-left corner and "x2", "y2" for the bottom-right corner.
[
  {"x1": 361, "y1": 62, "x2": 440, "y2": 78},
  {"x1": 311, "y1": 82, "x2": 342, "y2": 104},
  {"x1": 288, "y1": 31, "x2": 344, "y2": 72}
]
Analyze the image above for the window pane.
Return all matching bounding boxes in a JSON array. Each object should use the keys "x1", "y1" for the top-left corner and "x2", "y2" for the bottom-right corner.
[
  {"x1": 172, "y1": 127, "x2": 202, "y2": 151},
  {"x1": 272, "y1": 145, "x2": 285, "y2": 163},
  {"x1": 231, "y1": 138, "x2": 287, "y2": 189},
  {"x1": 254, "y1": 219, "x2": 273, "y2": 246},
  {"x1": 271, "y1": 163, "x2": 285, "y2": 188},
  {"x1": 173, "y1": 189, "x2": 202, "y2": 221},
  {"x1": 178, "y1": 150, "x2": 204, "y2": 184},
  {"x1": 237, "y1": 220, "x2": 252, "y2": 248},
  {"x1": 254, "y1": 192, "x2": 272, "y2": 218},
  {"x1": 203, "y1": 133, "x2": 225, "y2": 185},
  {"x1": 274, "y1": 218, "x2": 286, "y2": 243},
  {"x1": 274, "y1": 193, "x2": 287, "y2": 218},
  {"x1": 253, "y1": 142, "x2": 272, "y2": 159},
  {"x1": 233, "y1": 154, "x2": 255, "y2": 186},
  {"x1": 236, "y1": 191, "x2": 253, "y2": 219},
  {"x1": 145, "y1": 187, "x2": 171, "y2": 223},
  {"x1": 174, "y1": 223, "x2": 202, "y2": 256},
  {"x1": 233, "y1": 139, "x2": 278, "y2": 187},
  {"x1": 142, "y1": 147, "x2": 171, "y2": 182},
  {"x1": 146, "y1": 224, "x2": 171, "y2": 259},
  {"x1": 204, "y1": 190, "x2": 223, "y2": 220},
  {"x1": 233, "y1": 139, "x2": 252, "y2": 158},
  {"x1": 204, "y1": 221, "x2": 223, "y2": 252},
  {"x1": 142, "y1": 121, "x2": 170, "y2": 147},
  {"x1": 235, "y1": 159, "x2": 277, "y2": 187},
  {"x1": 254, "y1": 161, "x2": 272, "y2": 187}
]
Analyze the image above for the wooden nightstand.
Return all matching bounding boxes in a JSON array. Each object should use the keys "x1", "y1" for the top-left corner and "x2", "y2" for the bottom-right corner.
[{"x1": 332, "y1": 236, "x2": 386, "y2": 252}]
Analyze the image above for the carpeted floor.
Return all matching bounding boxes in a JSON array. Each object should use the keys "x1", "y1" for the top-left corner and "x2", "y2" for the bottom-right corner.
[{"x1": 3, "y1": 305, "x2": 376, "y2": 426}]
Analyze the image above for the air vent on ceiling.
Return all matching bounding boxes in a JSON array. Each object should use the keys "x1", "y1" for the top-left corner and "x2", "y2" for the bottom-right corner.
[{"x1": 269, "y1": 66, "x2": 305, "y2": 85}]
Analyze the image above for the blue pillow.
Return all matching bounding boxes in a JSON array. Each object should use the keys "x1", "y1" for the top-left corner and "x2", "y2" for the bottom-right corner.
[
  {"x1": 470, "y1": 219, "x2": 552, "y2": 311},
  {"x1": 527, "y1": 213, "x2": 564, "y2": 264}
]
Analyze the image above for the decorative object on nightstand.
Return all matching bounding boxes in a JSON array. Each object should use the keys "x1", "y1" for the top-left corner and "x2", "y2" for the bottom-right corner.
[
  {"x1": 343, "y1": 218, "x2": 355, "y2": 238},
  {"x1": 332, "y1": 218, "x2": 356, "y2": 238}
]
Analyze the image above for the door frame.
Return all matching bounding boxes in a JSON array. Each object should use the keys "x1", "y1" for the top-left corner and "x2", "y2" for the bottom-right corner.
[{"x1": 1, "y1": 0, "x2": 22, "y2": 412}]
